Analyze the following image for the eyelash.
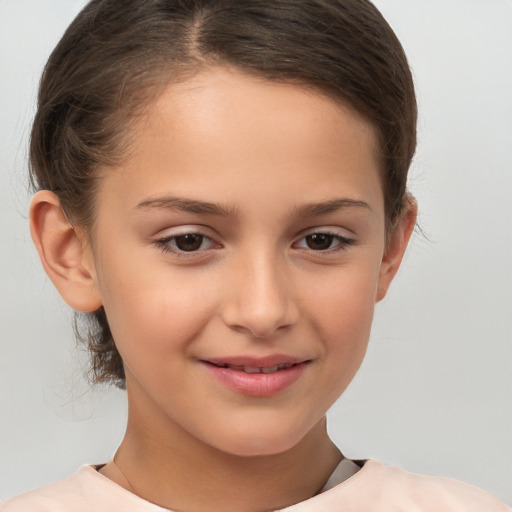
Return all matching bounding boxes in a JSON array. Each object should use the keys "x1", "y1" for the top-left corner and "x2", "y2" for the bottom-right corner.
[
  {"x1": 154, "y1": 233, "x2": 218, "y2": 257},
  {"x1": 153, "y1": 230, "x2": 356, "y2": 256},
  {"x1": 294, "y1": 232, "x2": 356, "y2": 253}
]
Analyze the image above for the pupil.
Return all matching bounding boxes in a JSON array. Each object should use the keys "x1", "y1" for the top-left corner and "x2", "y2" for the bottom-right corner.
[
  {"x1": 175, "y1": 234, "x2": 203, "y2": 251},
  {"x1": 306, "y1": 234, "x2": 333, "y2": 250}
]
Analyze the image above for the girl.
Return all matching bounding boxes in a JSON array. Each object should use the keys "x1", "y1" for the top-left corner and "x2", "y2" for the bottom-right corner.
[{"x1": 1, "y1": 0, "x2": 510, "y2": 510}]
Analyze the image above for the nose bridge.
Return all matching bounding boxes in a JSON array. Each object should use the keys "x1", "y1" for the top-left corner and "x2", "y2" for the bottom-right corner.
[{"x1": 222, "y1": 245, "x2": 298, "y2": 338}]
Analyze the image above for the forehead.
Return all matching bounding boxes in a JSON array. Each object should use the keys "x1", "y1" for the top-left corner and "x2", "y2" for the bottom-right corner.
[
  {"x1": 143, "y1": 67, "x2": 379, "y2": 160},
  {"x1": 98, "y1": 66, "x2": 384, "y2": 219}
]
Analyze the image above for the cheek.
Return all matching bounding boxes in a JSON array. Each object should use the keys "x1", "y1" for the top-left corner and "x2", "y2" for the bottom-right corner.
[
  {"x1": 309, "y1": 260, "x2": 380, "y2": 331},
  {"x1": 304, "y1": 261, "x2": 381, "y2": 378},
  {"x1": 95, "y1": 258, "x2": 218, "y2": 363}
]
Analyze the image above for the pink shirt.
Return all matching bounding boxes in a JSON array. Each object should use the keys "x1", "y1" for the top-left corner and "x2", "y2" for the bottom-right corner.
[{"x1": 2, "y1": 459, "x2": 510, "y2": 511}]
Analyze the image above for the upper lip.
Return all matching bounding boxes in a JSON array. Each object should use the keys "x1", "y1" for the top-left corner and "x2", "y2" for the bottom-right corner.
[{"x1": 201, "y1": 354, "x2": 310, "y2": 369}]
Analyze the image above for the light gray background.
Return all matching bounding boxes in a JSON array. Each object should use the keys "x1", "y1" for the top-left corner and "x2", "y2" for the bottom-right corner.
[{"x1": 1, "y1": 0, "x2": 511, "y2": 505}]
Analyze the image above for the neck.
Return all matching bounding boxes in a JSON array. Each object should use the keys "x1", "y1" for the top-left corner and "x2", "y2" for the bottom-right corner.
[{"x1": 106, "y1": 392, "x2": 342, "y2": 512}]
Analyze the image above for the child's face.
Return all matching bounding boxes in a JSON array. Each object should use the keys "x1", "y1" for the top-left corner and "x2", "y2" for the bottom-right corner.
[{"x1": 79, "y1": 67, "x2": 405, "y2": 456}]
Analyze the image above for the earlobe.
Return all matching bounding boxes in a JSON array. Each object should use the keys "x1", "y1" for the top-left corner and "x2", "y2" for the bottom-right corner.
[
  {"x1": 376, "y1": 198, "x2": 417, "y2": 302},
  {"x1": 29, "y1": 190, "x2": 102, "y2": 312}
]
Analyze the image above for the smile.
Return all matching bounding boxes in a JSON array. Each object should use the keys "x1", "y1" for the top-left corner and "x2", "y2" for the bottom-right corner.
[
  {"x1": 201, "y1": 356, "x2": 311, "y2": 397},
  {"x1": 208, "y1": 362, "x2": 297, "y2": 374}
]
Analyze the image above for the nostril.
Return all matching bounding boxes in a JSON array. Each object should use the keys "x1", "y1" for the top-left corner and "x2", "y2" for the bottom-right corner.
[{"x1": 227, "y1": 321, "x2": 294, "y2": 340}]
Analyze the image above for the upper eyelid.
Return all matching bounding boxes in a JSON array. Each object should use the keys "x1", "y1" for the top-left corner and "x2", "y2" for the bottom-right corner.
[
  {"x1": 152, "y1": 225, "x2": 220, "y2": 249},
  {"x1": 295, "y1": 225, "x2": 355, "y2": 239},
  {"x1": 152, "y1": 225, "x2": 356, "y2": 243},
  {"x1": 153, "y1": 224, "x2": 218, "y2": 238}
]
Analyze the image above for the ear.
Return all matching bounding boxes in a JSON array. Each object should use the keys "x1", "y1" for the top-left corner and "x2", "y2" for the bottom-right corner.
[
  {"x1": 375, "y1": 198, "x2": 417, "y2": 302},
  {"x1": 29, "y1": 190, "x2": 102, "y2": 312}
]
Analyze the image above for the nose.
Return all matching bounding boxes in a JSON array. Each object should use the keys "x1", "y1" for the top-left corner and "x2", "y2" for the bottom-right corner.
[{"x1": 221, "y1": 250, "x2": 299, "y2": 339}]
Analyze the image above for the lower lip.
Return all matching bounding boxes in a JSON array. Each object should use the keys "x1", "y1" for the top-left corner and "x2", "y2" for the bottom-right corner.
[{"x1": 201, "y1": 362, "x2": 309, "y2": 398}]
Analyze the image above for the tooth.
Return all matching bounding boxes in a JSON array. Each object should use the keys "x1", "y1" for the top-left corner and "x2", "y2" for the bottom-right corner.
[
  {"x1": 261, "y1": 365, "x2": 280, "y2": 374},
  {"x1": 244, "y1": 366, "x2": 261, "y2": 373}
]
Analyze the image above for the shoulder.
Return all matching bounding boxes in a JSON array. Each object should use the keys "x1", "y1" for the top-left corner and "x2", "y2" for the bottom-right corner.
[
  {"x1": 360, "y1": 460, "x2": 511, "y2": 511},
  {"x1": 279, "y1": 459, "x2": 511, "y2": 511},
  {"x1": 1, "y1": 467, "x2": 89, "y2": 512},
  {"x1": 0, "y1": 466, "x2": 165, "y2": 512}
]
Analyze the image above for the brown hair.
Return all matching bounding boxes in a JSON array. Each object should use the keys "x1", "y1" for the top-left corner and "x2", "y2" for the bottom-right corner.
[{"x1": 30, "y1": 0, "x2": 417, "y2": 388}]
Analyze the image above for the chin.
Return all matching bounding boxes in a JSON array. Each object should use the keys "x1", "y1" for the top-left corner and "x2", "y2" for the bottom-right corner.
[
  {"x1": 211, "y1": 421, "x2": 311, "y2": 458},
  {"x1": 223, "y1": 439, "x2": 300, "y2": 458}
]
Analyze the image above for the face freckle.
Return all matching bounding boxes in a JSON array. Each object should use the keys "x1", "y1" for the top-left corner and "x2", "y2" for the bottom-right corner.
[{"x1": 89, "y1": 66, "x2": 390, "y2": 457}]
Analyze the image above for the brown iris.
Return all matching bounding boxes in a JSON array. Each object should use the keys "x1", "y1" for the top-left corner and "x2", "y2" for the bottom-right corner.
[
  {"x1": 305, "y1": 233, "x2": 335, "y2": 251},
  {"x1": 174, "y1": 234, "x2": 204, "y2": 251}
]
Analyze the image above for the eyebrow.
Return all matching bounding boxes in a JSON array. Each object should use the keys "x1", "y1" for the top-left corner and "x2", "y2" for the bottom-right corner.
[
  {"x1": 295, "y1": 198, "x2": 372, "y2": 217},
  {"x1": 135, "y1": 196, "x2": 371, "y2": 217},
  {"x1": 135, "y1": 196, "x2": 239, "y2": 217}
]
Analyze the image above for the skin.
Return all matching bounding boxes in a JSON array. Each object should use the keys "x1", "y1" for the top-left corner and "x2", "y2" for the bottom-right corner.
[{"x1": 30, "y1": 67, "x2": 416, "y2": 512}]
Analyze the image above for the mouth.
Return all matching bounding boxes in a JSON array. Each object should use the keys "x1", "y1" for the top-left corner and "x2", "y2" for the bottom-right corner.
[
  {"x1": 200, "y1": 356, "x2": 311, "y2": 397},
  {"x1": 205, "y1": 361, "x2": 302, "y2": 374}
]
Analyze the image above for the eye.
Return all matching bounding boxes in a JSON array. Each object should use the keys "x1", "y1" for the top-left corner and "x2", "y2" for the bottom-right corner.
[
  {"x1": 172, "y1": 234, "x2": 209, "y2": 252},
  {"x1": 154, "y1": 232, "x2": 218, "y2": 254},
  {"x1": 294, "y1": 231, "x2": 355, "y2": 252}
]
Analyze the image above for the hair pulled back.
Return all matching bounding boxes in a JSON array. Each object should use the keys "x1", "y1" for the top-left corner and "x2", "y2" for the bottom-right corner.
[{"x1": 30, "y1": 0, "x2": 417, "y2": 388}]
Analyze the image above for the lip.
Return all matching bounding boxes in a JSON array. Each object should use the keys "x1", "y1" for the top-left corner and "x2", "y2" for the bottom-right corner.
[{"x1": 200, "y1": 355, "x2": 311, "y2": 398}]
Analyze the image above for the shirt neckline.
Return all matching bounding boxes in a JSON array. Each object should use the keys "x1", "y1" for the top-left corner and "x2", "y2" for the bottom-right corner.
[{"x1": 84, "y1": 457, "x2": 374, "y2": 511}]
